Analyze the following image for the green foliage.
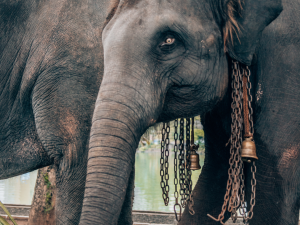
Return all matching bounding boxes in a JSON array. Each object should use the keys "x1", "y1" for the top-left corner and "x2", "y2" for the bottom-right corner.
[
  {"x1": 0, "y1": 201, "x2": 18, "y2": 225},
  {"x1": 0, "y1": 216, "x2": 10, "y2": 225},
  {"x1": 43, "y1": 173, "x2": 51, "y2": 189},
  {"x1": 43, "y1": 173, "x2": 55, "y2": 213},
  {"x1": 194, "y1": 129, "x2": 204, "y2": 139},
  {"x1": 138, "y1": 117, "x2": 205, "y2": 152}
]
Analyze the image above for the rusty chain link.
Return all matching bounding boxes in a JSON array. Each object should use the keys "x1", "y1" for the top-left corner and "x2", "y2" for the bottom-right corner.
[
  {"x1": 243, "y1": 66, "x2": 257, "y2": 223},
  {"x1": 159, "y1": 61, "x2": 256, "y2": 224},
  {"x1": 208, "y1": 61, "x2": 257, "y2": 224}
]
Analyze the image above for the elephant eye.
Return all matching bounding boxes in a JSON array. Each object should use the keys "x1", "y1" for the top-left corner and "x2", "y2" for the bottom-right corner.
[
  {"x1": 159, "y1": 35, "x2": 177, "y2": 52},
  {"x1": 163, "y1": 37, "x2": 175, "y2": 45}
]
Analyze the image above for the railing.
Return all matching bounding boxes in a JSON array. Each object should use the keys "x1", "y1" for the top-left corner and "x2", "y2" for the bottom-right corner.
[{"x1": 1, "y1": 205, "x2": 299, "y2": 225}]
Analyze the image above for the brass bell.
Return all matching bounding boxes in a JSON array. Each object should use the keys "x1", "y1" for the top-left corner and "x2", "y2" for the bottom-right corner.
[
  {"x1": 189, "y1": 144, "x2": 201, "y2": 170},
  {"x1": 241, "y1": 137, "x2": 258, "y2": 163}
]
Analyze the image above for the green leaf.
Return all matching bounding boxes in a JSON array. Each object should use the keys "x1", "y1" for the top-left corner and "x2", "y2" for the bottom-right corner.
[
  {"x1": 0, "y1": 216, "x2": 11, "y2": 225},
  {"x1": 0, "y1": 201, "x2": 18, "y2": 225}
]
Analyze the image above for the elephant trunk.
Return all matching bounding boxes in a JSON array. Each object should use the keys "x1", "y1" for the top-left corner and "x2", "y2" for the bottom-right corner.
[{"x1": 79, "y1": 71, "x2": 158, "y2": 224}]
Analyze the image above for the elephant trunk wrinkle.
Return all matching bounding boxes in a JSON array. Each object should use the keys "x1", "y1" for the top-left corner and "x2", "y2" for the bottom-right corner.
[{"x1": 79, "y1": 98, "x2": 148, "y2": 225}]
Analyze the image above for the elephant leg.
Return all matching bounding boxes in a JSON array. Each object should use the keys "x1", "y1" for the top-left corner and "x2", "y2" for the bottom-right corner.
[
  {"x1": 118, "y1": 164, "x2": 135, "y2": 225},
  {"x1": 248, "y1": 145, "x2": 300, "y2": 225},
  {"x1": 55, "y1": 161, "x2": 87, "y2": 225},
  {"x1": 249, "y1": 179, "x2": 299, "y2": 225},
  {"x1": 32, "y1": 74, "x2": 98, "y2": 224}
]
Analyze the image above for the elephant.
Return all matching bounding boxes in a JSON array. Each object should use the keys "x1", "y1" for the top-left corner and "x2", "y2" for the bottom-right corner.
[
  {"x1": 80, "y1": 0, "x2": 300, "y2": 224},
  {"x1": 0, "y1": 0, "x2": 111, "y2": 224},
  {"x1": 1, "y1": 0, "x2": 300, "y2": 225}
]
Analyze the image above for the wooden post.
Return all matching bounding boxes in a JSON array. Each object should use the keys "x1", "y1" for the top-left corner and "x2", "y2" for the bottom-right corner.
[{"x1": 28, "y1": 166, "x2": 56, "y2": 225}]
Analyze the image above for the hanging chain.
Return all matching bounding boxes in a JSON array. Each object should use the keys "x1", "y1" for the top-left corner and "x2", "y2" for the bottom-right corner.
[
  {"x1": 188, "y1": 118, "x2": 195, "y2": 215},
  {"x1": 173, "y1": 119, "x2": 182, "y2": 221},
  {"x1": 208, "y1": 61, "x2": 256, "y2": 224},
  {"x1": 165, "y1": 122, "x2": 170, "y2": 205},
  {"x1": 243, "y1": 66, "x2": 257, "y2": 223},
  {"x1": 160, "y1": 122, "x2": 170, "y2": 205},
  {"x1": 185, "y1": 118, "x2": 191, "y2": 202},
  {"x1": 162, "y1": 117, "x2": 197, "y2": 221},
  {"x1": 160, "y1": 123, "x2": 166, "y2": 203},
  {"x1": 246, "y1": 67, "x2": 254, "y2": 135},
  {"x1": 159, "y1": 61, "x2": 257, "y2": 224},
  {"x1": 179, "y1": 118, "x2": 186, "y2": 207},
  {"x1": 184, "y1": 118, "x2": 195, "y2": 215},
  {"x1": 229, "y1": 62, "x2": 243, "y2": 222}
]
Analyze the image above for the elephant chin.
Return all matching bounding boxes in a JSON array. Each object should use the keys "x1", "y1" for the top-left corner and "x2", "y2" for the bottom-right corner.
[{"x1": 79, "y1": 81, "x2": 153, "y2": 225}]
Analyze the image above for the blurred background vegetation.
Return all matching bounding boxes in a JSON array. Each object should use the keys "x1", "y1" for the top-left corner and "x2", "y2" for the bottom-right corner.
[{"x1": 138, "y1": 117, "x2": 204, "y2": 153}]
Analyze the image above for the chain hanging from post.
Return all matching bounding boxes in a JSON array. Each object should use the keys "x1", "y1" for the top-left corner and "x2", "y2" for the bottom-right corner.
[{"x1": 207, "y1": 60, "x2": 257, "y2": 224}]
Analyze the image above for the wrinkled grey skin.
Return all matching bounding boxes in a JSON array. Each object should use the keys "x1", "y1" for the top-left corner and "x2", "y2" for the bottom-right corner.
[
  {"x1": 1, "y1": 0, "x2": 300, "y2": 225},
  {"x1": 0, "y1": 0, "x2": 110, "y2": 224},
  {"x1": 80, "y1": 0, "x2": 299, "y2": 225}
]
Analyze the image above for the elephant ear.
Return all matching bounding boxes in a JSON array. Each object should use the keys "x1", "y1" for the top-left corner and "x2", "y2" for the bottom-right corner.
[{"x1": 224, "y1": 0, "x2": 283, "y2": 65}]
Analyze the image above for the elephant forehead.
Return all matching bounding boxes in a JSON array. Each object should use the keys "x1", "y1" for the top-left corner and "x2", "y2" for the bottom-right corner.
[
  {"x1": 119, "y1": 0, "x2": 207, "y2": 14},
  {"x1": 103, "y1": 1, "x2": 216, "y2": 47}
]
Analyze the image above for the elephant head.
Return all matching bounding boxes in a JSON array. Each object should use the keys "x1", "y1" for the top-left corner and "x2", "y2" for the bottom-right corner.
[{"x1": 79, "y1": 0, "x2": 282, "y2": 224}]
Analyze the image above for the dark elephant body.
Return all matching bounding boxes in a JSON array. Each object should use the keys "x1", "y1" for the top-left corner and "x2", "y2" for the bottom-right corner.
[
  {"x1": 0, "y1": 0, "x2": 110, "y2": 223},
  {"x1": 183, "y1": 1, "x2": 300, "y2": 223},
  {"x1": 1, "y1": 0, "x2": 299, "y2": 225}
]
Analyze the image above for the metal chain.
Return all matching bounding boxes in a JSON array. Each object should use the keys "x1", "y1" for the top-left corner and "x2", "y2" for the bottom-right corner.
[
  {"x1": 173, "y1": 119, "x2": 182, "y2": 221},
  {"x1": 229, "y1": 63, "x2": 243, "y2": 222},
  {"x1": 243, "y1": 66, "x2": 257, "y2": 223},
  {"x1": 160, "y1": 123, "x2": 167, "y2": 203},
  {"x1": 160, "y1": 122, "x2": 170, "y2": 206},
  {"x1": 246, "y1": 67, "x2": 254, "y2": 135},
  {"x1": 185, "y1": 118, "x2": 191, "y2": 203},
  {"x1": 229, "y1": 61, "x2": 243, "y2": 221},
  {"x1": 239, "y1": 160, "x2": 247, "y2": 217},
  {"x1": 184, "y1": 118, "x2": 195, "y2": 215},
  {"x1": 156, "y1": 62, "x2": 257, "y2": 224},
  {"x1": 207, "y1": 60, "x2": 244, "y2": 224},
  {"x1": 165, "y1": 122, "x2": 170, "y2": 206},
  {"x1": 179, "y1": 119, "x2": 186, "y2": 207},
  {"x1": 246, "y1": 161, "x2": 257, "y2": 221},
  {"x1": 162, "y1": 118, "x2": 198, "y2": 220}
]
